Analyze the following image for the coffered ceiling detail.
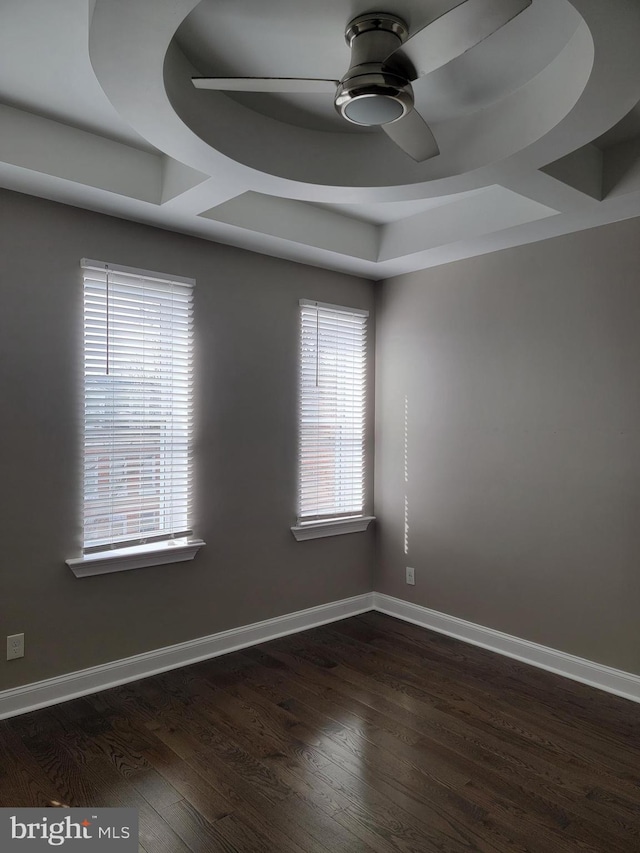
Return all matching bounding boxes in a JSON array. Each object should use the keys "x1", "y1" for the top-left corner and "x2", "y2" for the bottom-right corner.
[{"x1": 2, "y1": 0, "x2": 640, "y2": 277}]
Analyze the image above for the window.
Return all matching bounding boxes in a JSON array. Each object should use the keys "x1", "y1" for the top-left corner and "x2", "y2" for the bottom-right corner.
[
  {"x1": 292, "y1": 300, "x2": 374, "y2": 541},
  {"x1": 66, "y1": 260, "x2": 204, "y2": 576}
]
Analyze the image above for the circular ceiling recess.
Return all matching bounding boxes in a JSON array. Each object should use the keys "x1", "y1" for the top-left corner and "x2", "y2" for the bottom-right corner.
[
  {"x1": 165, "y1": 0, "x2": 591, "y2": 187},
  {"x1": 88, "y1": 0, "x2": 640, "y2": 201}
]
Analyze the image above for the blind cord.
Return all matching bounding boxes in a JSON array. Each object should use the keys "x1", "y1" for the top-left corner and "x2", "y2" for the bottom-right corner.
[
  {"x1": 105, "y1": 265, "x2": 110, "y2": 376},
  {"x1": 315, "y1": 304, "x2": 319, "y2": 388}
]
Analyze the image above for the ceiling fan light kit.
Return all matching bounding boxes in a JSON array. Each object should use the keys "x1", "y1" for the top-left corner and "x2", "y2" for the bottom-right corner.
[
  {"x1": 335, "y1": 13, "x2": 413, "y2": 127},
  {"x1": 191, "y1": 0, "x2": 532, "y2": 162},
  {"x1": 335, "y1": 74, "x2": 413, "y2": 126}
]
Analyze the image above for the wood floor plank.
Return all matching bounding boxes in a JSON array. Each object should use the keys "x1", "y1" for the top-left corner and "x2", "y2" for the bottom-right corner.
[
  {"x1": 0, "y1": 727, "x2": 66, "y2": 808},
  {"x1": 162, "y1": 799, "x2": 242, "y2": 853},
  {"x1": 200, "y1": 652, "x2": 582, "y2": 853},
  {"x1": 153, "y1": 725, "x2": 355, "y2": 853},
  {"x1": 266, "y1": 632, "x2": 636, "y2": 843},
  {"x1": 358, "y1": 612, "x2": 638, "y2": 740},
  {"x1": 1, "y1": 612, "x2": 639, "y2": 853},
  {"x1": 252, "y1": 635, "x2": 640, "y2": 850},
  {"x1": 273, "y1": 629, "x2": 640, "y2": 800},
  {"x1": 143, "y1": 741, "x2": 235, "y2": 824},
  {"x1": 317, "y1": 638, "x2": 638, "y2": 803},
  {"x1": 250, "y1": 668, "x2": 603, "y2": 852}
]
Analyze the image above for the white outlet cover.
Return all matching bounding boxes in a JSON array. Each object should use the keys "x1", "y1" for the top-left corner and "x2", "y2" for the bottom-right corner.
[{"x1": 6, "y1": 633, "x2": 24, "y2": 660}]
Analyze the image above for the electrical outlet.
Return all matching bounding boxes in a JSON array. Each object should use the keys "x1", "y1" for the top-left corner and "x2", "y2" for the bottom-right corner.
[
  {"x1": 406, "y1": 566, "x2": 415, "y2": 586},
  {"x1": 6, "y1": 633, "x2": 24, "y2": 661}
]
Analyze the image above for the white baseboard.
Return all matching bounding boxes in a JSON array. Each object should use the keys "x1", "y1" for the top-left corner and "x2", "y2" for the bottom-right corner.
[
  {"x1": 373, "y1": 593, "x2": 640, "y2": 704},
  {"x1": 3, "y1": 589, "x2": 639, "y2": 719},
  {"x1": 0, "y1": 593, "x2": 374, "y2": 720}
]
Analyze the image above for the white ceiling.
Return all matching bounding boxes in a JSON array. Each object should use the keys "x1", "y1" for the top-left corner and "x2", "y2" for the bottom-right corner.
[{"x1": 2, "y1": 0, "x2": 640, "y2": 278}]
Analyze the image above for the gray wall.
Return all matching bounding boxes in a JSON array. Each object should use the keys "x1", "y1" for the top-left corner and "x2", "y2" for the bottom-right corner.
[
  {"x1": 0, "y1": 189, "x2": 375, "y2": 690},
  {"x1": 375, "y1": 217, "x2": 640, "y2": 675}
]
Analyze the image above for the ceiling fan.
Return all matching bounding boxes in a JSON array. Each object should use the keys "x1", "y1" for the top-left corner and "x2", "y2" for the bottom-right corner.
[{"x1": 191, "y1": 0, "x2": 532, "y2": 162}]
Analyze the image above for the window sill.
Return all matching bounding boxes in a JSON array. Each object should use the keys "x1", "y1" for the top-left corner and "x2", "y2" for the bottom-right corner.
[
  {"x1": 66, "y1": 538, "x2": 206, "y2": 578},
  {"x1": 291, "y1": 516, "x2": 375, "y2": 541}
]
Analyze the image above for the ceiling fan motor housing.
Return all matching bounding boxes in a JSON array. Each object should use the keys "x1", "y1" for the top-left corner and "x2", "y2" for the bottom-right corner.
[{"x1": 335, "y1": 13, "x2": 413, "y2": 126}]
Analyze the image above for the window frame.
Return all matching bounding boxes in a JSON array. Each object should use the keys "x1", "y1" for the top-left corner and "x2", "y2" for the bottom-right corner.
[
  {"x1": 291, "y1": 299, "x2": 374, "y2": 541},
  {"x1": 66, "y1": 259, "x2": 204, "y2": 577}
]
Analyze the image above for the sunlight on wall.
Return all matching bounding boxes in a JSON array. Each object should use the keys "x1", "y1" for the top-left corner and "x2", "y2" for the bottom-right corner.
[{"x1": 404, "y1": 395, "x2": 409, "y2": 556}]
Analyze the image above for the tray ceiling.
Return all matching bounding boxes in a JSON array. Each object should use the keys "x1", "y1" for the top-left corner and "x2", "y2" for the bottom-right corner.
[{"x1": 1, "y1": 0, "x2": 640, "y2": 278}]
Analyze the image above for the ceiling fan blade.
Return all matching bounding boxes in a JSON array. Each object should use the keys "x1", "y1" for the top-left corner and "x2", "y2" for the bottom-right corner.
[
  {"x1": 382, "y1": 110, "x2": 440, "y2": 162},
  {"x1": 192, "y1": 77, "x2": 338, "y2": 94},
  {"x1": 387, "y1": 0, "x2": 532, "y2": 81}
]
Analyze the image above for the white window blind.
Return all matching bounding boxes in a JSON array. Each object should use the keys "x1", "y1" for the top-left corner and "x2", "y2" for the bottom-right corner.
[
  {"x1": 298, "y1": 299, "x2": 368, "y2": 523},
  {"x1": 81, "y1": 260, "x2": 194, "y2": 551}
]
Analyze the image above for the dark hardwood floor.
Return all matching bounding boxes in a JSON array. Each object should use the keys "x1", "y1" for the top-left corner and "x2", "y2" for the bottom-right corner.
[{"x1": 1, "y1": 611, "x2": 639, "y2": 852}]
